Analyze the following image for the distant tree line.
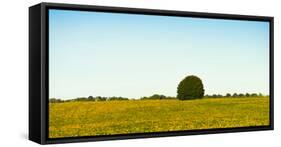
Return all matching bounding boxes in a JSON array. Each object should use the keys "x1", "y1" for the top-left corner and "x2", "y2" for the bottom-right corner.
[
  {"x1": 204, "y1": 93, "x2": 266, "y2": 98},
  {"x1": 50, "y1": 94, "x2": 178, "y2": 103},
  {"x1": 49, "y1": 96, "x2": 129, "y2": 103},
  {"x1": 140, "y1": 94, "x2": 176, "y2": 100},
  {"x1": 49, "y1": 98, "x2": 64, "y2": 103},
  {"x1": 49, "y1": 75, "x2": 268, "y2": 103},
  {"x1": 49, "y1": 93, "x2": 267, "y2": 103}
]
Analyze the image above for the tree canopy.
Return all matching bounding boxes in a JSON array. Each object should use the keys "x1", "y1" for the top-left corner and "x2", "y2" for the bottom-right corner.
[{"x1": 177, "y1": 75, "x2": 204, "y2": 100}]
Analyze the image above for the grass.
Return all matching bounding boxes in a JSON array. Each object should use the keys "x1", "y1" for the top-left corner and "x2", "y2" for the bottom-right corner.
[{"x1": 49, "y1": 97, "x2": 269, "y2": 138}]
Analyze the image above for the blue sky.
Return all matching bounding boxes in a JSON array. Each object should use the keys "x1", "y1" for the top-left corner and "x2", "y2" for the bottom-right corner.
[{"x1": 49, "y1": 9, "x2": 269, "y2": 99}]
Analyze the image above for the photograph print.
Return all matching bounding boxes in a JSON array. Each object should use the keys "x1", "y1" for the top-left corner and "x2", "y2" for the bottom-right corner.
[{"x1": 48, "y1": 9, "x2": 270, "y2": 138}]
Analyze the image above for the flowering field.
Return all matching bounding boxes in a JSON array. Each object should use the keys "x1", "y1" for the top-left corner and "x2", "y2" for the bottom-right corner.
[{"x1": 49, "y1": 97, "x2": 269, "y2": 138}]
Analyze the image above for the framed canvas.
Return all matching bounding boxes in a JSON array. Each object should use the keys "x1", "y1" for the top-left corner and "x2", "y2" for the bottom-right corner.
[{"x1": 29, "y1": 2, "x2": 274, "y2": 144}]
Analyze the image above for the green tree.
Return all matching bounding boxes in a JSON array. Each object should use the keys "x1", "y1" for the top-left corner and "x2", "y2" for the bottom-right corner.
[
  {"x1": 232, "y1": 93, "x2": 238, "y2": 97},
  {"x1": 251, "y1": 93, "x2": 258, "y2": 97},
  {"x1": 212, "y1": 94, "x2": 218, "y2": 98},
  {"x1": 217, "y1": 94, "x2": 223, "y2": 98},
  {"x1": 140, "y1": 94, "x2": 167, "y2": 100},
  {"x1": 226, "y1": 93, "x2": 231, "y2": 97},
  {"x1": 88, "y1": 96, "x2": 94, "y2": 101},
  {"x1": 177, "y1": 75, "x2": 204, "y2": 100},
  {"x1": 49, "y1": 98, "x2": 63, "y2": 103},
  {"x1": 238, "y1": 93, "x2": 245, "y2": 97}
]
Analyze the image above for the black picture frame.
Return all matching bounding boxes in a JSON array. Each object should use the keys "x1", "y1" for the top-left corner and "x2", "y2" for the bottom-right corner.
[{"x1": 29, "y1": 2, "x2": 274, "y2": 144}]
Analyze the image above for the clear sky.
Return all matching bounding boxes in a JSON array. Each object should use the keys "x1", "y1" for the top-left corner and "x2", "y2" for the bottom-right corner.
[{"x1": 49, "y1": 9, "x2": 270, "y2": 99}]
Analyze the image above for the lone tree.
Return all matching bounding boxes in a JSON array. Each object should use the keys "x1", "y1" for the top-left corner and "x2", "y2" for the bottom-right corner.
[{"x1": 177, "y1": 75, "x2": 204, "y2": 100}]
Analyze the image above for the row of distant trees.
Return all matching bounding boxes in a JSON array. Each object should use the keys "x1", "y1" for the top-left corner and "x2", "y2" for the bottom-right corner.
[
  {"x1": 49, "y1": 94, "x2": 178, "y2": 103},
  {"x1": 140, "y1": 94, "x2": 176, "y2": 100},
  {"x1": 49, "y1": 96, "x2": 129, "y2": 103},
  {"x1": 140, "y1": 93, "x2": 267, "y2": 100},
  {"x1": 49, "y1": 92, "x2": 267, "y2": 103},
  {"x1": 205, "y1": 93, "x2": 267, "y2": 98}
]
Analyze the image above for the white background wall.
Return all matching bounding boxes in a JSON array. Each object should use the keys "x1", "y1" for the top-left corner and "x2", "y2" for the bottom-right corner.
[{"x1": 0, "y1": 0, "x2": 280, "y2": 146}]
